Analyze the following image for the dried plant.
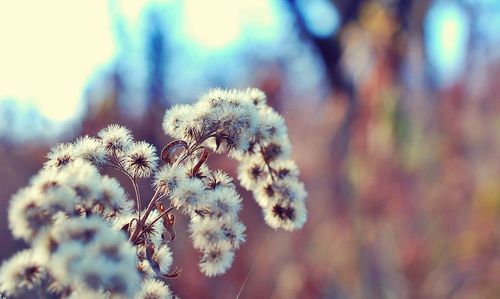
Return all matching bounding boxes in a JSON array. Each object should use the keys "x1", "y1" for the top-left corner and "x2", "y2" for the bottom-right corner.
[{"x1": 0, "y1": 88, "x2": 307, "y2": 298}]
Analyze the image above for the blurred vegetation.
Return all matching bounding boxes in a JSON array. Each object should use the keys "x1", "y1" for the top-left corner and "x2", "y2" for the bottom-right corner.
[{"x1": 1, "y1": 0, "x2": 500, "y2": 298}]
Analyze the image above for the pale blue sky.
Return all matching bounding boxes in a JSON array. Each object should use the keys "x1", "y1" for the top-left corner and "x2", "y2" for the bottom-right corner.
[{"x1": 0, "y1": 0, "x2": 498, "y2": 140}]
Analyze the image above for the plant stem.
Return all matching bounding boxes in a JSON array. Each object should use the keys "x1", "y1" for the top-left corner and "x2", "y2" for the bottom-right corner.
[
  {"x1": 175, "y1": 131, "x2": 217, "y2": 166},
  {"x1": 140, "y1": 187, "x2": 162, "y2": 227},
  {"x1": 132, "y1": 177, "x2": 141, "y2": 218},
  {"x1": 134, "y1": 206, "x2": 175, "y2": 242},
  {"x1": 258, "y1": 141, "x2": 276, "y2": 182}
]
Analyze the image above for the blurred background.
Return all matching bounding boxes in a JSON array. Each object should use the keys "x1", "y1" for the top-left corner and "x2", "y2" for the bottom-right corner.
[{"x1": 1, "y1": 0, "x2": 500, "y2": 298}]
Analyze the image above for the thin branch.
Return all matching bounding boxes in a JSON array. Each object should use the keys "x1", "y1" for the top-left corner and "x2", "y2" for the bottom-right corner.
[
  {"x1": 235, "y1": 230, "x2": 271, "y2": 299},
  {"x1": 134, "y1": 206, "x2": 174, "y2": 242},
  {"x1": 258, "y1": 141, "x2": 276, "y2": 182},
  {"x1": 175, "y1": 131, "x2": 217, "y2": 166},
  {"x1": 127, "y1": 218, "x2": 140, "y2": 241},
  {"x1": 140, "y1": 187, "x2": 162, "y2": 226},
  {"x1": 132, "y1": 177, "x2": 141, "y2": 218},
  {"x1": 109, "y1": 151, "x2": 142, "y2": 216}
]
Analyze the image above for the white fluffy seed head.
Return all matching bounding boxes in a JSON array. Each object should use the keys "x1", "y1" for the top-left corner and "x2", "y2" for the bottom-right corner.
[
  {"x1": 205, "y1": 170, "x2": 234, "y2": 190},
  {"x1": 189, "y1": 218, "x2": 230, "y2": 251},
  {"x1": 73, "y1": 136, "x2": 107, "y2": 166},
  {"x1": 205, "y1": 187, "x2": 242, "y2": 221},
  {"x1": 220, "y1": 219, "x2": 246, "y2": 250},
  {"x1": 95, "y1": 176, "x2": 133, "y2": 219},
  {"x1": 253, "y1": 177, "x2": 307, "y2": 209},
  {"x1": 135, "y1": 279, "x2": 172, "y2": 299},
  {"x1": 153, "y1": 164, "x2": 187, "y2": 193},
  {"x1": 237, "y1": 156, "x2": 267, "y2": 190},
  {"x1": 58, "y1": 159, "x2": 102, "y2": 209},
  {"x1": 8, "y1": 188, "x2": 39, "y2": 241},
  {"x1": 30, "y1": 166, "x2": 65, "y2": 191},
  {"x1": 259, "y1": 135, "x2": 292, "y2": 162},
  {"x1": 8, "y1": 187, "x2": 56, "y2": 241},
  {"x1": 153, "y1": 244, "x2": 174, "y2": 274},
  {"x1": 243, "y1": 87, "x2": 267, "y2": 106},
  {"x1": 199, "y1": 246, "x2": 234, "y2": 277},
  {"x1": 45, "y1": 143, "x2": 76, "y2": 169},
  {"x1": 47, "y1": 217, "x2": 140, "y2": 297},
  {"x1": 122, "y1": 141, "x2": 159, "y2": 178},
  {"x1": 171, "y1": 178, "x2": 206, "y2": 215},
  {"x1": 141, "y1": 209, "x2": 166, "y2": 248},
  {"x1": 162, "y1": 104, "x2": 193, "y2": 140},
  {"x1": 112, "y1": 210, "x2": 165, "y2": 248},
  {"x1": 98, "y1": 124, "x2": 134, "y2": 155},
  {"x1": 263, "y1": 199, "x2": 307, "y2": 231},
  {"x1": 270, "y1": 159, "x2": 300, "y2": 179},
  {"x1": 0, "y1": 249, "x2": 46, "y2": 296},
  {"x1": 182, "y1": 157, "x2": 210, "y2": 179},
  {"x1": 256, "y1": 106, "x2": 287, "y2": 141}
]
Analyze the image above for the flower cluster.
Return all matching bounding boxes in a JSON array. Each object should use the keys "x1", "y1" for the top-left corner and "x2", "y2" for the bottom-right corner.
[
  {"x1": 163, "y1": 88, "x2": 307, "y2": 231},
  {"x1": 0, "y1": 88, "x2": 306, "y2": 298}
]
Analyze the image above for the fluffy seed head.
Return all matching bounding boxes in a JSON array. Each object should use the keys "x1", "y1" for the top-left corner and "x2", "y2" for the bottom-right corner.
[
  {"x1": 0, "y1": 249, "x2": 45, "y2": 296},
  {"x1": 45, "y1": 143, "x2": 76, "y2": 169},
  {"x1": 264, "y1": 199, "x2": 307, "y2": 231},
  {"x1": 135, "y1": 279, "x2": 172, "y2": 299},
  {"x1": 199, "y1": 246, "x2": 234, "y2": 277},
  {"x1": 154, "y1": 164, "x2": 187, "y2": 193},
  {"x1": 162, "y1": 104, "x2": 193, "y2": 140},
  {"x1": 98, "y1": 124, "x2": 134, "y2": 154},
  {"x1": 122, "y1": 141, "x2": 159, "y2": 178},
  {"x1": 171, "y1": 178, "x2": 206, "y2": 215},
  {"x1": 237, "y1": 156, "x2": 267, "y2": 190},
  {"x1": 73, "y1": 136, "x2": 107, "y2": 166}
]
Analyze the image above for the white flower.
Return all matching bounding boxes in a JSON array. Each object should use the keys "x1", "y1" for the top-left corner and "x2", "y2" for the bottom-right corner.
[
  {"x1": 41, "y1": 185, "x2": 79, "y2": 214},
  {"x1": 45, "y1": 273, "x2": 75, "y2": 297},
  {"x1": 162, "y1": 104, "x2": 193, "y2": 140},
  {"x1": 58, "y1": 159, "x2": 102, "y2": 204},
  {"x1": 45, "y1": 143, "x2": 76, "y2": 169},
  {"x1": 122, "y1": 141, "x2": 159, "y2": 178},
  {"x1": 111, "y1": 212, "x2": 136, "y2": 233},
  {"x1": 30, "y1": 166, "x2": 65, "y2": 191},
  {"x1": 205, "y1": 170, "x2": 234, "y2": 190},
  {"x1": 171, "y1": 178, "x2": 206, "y2": 214},
  {"x1": 270, "y1": 159, "x2": 300, "y2": 179},
  {"x1": 73, "y1": 136, "x2": 107, "y2": 166},
  {"x1": 3, "y1": 87, "x2": 309, "y2": 297},
  {"x1": 253, "y1": 177, "x2": 307, "y2": 209},
  {"x1": 194, "y1": 89, "x2": 260, "y2": 153},
  {"x1": 48, "y1": 217, "x2": 140, "y2": 297},
  {"x1": 135, "y1": 279, "x2": 172, "y2": 299},
  {"x1": 8, "y1": 187, "x2": 51, "y2": 241},
  {"x1": 237, "y1": 156, "x2": 267, "y2": 190},
  {"x1": 206, "y1": 187, "x2": 242, "y2": 220},
  {"x1": 154, "y1": 164, "x2": 187, "y2": 193},
  {"x1": 263, "y1": 198, "x2": 307, "y2": 231},
  {"x1": 220, "y1": 219, "x2": 246, "y2": 250},
  {"x1": 0, "y1": 249, "x2": 45, "y2": 296},
  {"x1": 153, "y1": 244, "x2": 173, "y2": 274},
  {"x1": 189, "y1": 218, "x2": 230, "y2": 251},
  {"x1": 8, "y1": 184, "x2": 78, "y2": 241},
  {"x1": 136, "y1": 242, "x2": 173, "y2": 280},
  {"x1": 199, "y1": 246, "x2": 234, "y2": 277},
  {"x1": 256, "y1": 106, "x2": 287, "y2": 141},
  {"x1": 95, "y1": 176, "x2": 133, "y2": 218},
  {"x1": 243, "y1": 87, "x2": 267, "y2": 106},
  {"x1": 259, "y1": 135, "x2": 292, "y2": 162},
  {"x1": 98, "y1": 124, "x2": 134, "y2": 155},
  {"x1": 253, "y1": 181, "x2": 274, "y2": 208}
]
